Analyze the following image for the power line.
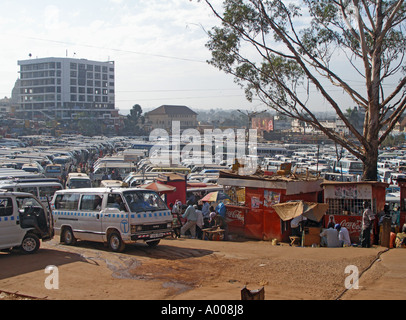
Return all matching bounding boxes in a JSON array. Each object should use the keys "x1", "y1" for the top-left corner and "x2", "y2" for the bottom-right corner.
[
  {"x1": 115, "y1": 93, "x2": 246, "y2": 102},
  {"x1": 0, "y1": 33, "x2": 207, "y2": 63},
  {"x1": 116, "y1": 88, "x2": 242, "y2": 93}
]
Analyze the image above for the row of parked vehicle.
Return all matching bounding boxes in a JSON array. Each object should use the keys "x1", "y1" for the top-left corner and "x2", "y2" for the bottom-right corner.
[
  {"x1": 0, "y1": 184, "x2": 174, "y2": 254},
  {"x1": 0, "y1": 136, "x2": 159, "y2": 254}
]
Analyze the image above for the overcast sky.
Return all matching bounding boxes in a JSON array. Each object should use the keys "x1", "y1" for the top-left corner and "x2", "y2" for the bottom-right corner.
[{"x1": 0, "y1": 0, "x2": 361, "y2": 115}]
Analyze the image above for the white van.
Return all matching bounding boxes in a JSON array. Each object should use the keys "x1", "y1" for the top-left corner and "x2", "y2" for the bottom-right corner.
[
  {"x1": 66, "y1": 173, "x2": 92, "y2": 189},
  {"x1": 0, "y1": 191, "x2": 54, "y2": 253},
  {"x1": 51, "y1": 187, "x2": 173, "y2": 252},
  {"x1": 44, "y1": 164, "x2": 63, "y2": 178},
  {"x1": 0, "y1": 181, "x2": 63, "y2": 204}
]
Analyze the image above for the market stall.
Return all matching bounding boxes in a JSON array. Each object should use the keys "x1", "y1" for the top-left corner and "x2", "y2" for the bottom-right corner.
[
  {"x1": 218, "y1": 170, "x2": 324, "y2": 242},
  {"x1": 272, "y1": 200, "x2": 328, "y2": 246},
  {"x1": 321, "y1": 181, "x2": 388, "y2": 244},
  {"x1": 139, "y1": 181, "x2": 177, "y2": 204},
  {"x1": 155, "y1": 173, "x2": 187, "y2": 206}
]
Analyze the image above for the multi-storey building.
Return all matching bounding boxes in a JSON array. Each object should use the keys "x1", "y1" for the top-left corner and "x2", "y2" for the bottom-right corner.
[{"x1": 17, "y1": 57, "x2": 117, "y2": 122}]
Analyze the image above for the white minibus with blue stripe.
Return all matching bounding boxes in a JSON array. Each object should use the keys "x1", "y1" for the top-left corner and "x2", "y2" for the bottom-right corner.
[
  {"x1": 0, "y1": 191, "x2": 54, "y2": 254},
  {"x1": 51, "y1": 187, "x2": 173, "y2": 252},
  {"x1": 0, "y1": 181, "x2": 63, "y2": 205},
  {"x1": 336, "y1": 158, "x2": 364, "y2": 175}
]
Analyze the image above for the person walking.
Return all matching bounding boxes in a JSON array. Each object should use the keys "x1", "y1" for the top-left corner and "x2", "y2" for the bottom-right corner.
[
  {"x1": 195, "y1": 205, "x2": 204, "y2": 239},
  {"x1": 181, "y1": 201, "x2": 198, "y2": 238}
]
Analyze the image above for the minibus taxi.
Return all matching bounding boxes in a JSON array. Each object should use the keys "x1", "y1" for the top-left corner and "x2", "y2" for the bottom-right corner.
[
  {"x1": 0, "y1": 181, "x2": 63, "y2": 205},
  {"x1": 44, "y1": 164, "x2": 63, "y2": 178},
  {"x1": 51, "y1": 187, "x2": 173, "y2": 252},
  {"x1": 0, "y1": 191, "x2": 54, "y2": 254},
  {"x1": 65, "y1": 173, "x2": 92, "y2": 189}
]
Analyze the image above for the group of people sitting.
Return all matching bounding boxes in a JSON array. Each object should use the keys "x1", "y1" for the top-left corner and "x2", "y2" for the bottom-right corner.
[
  {"x1": 170, "y1": 200, "x2": 228, "y2": 240},
  {"x1": 320, "y1": 224, "x2": 351, "y2": 247}
]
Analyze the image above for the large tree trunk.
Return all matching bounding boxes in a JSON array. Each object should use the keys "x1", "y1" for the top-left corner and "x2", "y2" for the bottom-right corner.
[
  {"x1": 362, "y1": 123, "x2": 379, "y2": 181},
  {"x1": 362, "y1": 146, "x2": 378, "y2": 181}
]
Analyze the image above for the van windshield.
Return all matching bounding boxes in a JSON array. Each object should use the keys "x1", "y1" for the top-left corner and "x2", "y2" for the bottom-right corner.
[
  {"x1": 350, "y1": 162, "x2": 364, "y2": 170},
  {"x1": 69, "y1": 180, "x2": 91, "y2": 188},
  {"x1": 46, "y1": 166, "x2": 62, "y2": 173},
  {"x1": 123, "y1": 190, "x2": 168, "y2": 213}
]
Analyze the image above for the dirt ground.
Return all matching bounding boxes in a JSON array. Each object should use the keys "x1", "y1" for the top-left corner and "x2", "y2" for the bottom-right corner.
[{"x1": 0, "y1": 236, "x2": 404, "y2": 301}]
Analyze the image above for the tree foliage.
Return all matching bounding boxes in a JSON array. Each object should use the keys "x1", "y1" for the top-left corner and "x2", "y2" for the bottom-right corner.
[
  {"x1": 123, "y1": 104, "x2": 146, "y2": 135},
  {"x1": 203, "y1": 0, "x2": 406, "y2": 180}
]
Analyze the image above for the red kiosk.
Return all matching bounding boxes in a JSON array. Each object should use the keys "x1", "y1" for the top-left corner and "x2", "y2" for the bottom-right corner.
[
  {"x1": 155, "y1": 173, "x2": 187, "y2": 206},
  {"x1": 218, "y1": 170, "x2": 324, "y2": 242},
  {"x1": 321, "y1": 181, "x2": 388, "y2": 243}
]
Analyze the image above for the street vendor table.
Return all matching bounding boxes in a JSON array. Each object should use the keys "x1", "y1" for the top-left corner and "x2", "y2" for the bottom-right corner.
[{"x1": 203, "y1": 228, "x2": 225, "y2": 241}]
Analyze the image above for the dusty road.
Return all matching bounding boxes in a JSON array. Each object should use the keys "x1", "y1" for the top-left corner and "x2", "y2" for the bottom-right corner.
[{"x1": 0, "y1": 236, "x2": 404, "y2": 300}]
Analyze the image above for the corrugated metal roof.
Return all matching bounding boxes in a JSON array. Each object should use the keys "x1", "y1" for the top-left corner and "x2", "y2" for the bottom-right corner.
[{"x1": 146, "y1": 105, "x2": 197, "y2": 116}]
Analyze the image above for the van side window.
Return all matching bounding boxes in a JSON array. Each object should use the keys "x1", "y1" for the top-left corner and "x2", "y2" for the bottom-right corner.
[
  {"x1": 0, "y1": 198, "x2": 13, "y2": 217},
  {"x1": 54, "y1": 195, "x2": 64, "y2": 209},
  {"x1": 55, "y1": 194, "x2": 80, "y2": 210},
  {"x1": 39, "y1": 186, "x2": 62, "y2": 198},
  {"x1": 18, "y1": 186, "x2": 38, "y2": 196},
  {"x1": 80, "y1": 195, "x2": 103, "y2": 211},
  {"x1": 107, "y1": 194, "x2": 127, "y2": 212},
  {"x1": 16, "y1": 197, "x2": 42, "y2": 210}
]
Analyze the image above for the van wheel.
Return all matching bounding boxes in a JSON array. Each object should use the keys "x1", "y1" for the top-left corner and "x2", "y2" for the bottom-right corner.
[
  {"x1": 108, "y1": 232, "x2": 125, "y2": 252},
  {"x1": 62, "y1": 228, "x2": 76, "y2": 246},
  {"x1": 21, "y1": 233, "x2": 40, "y2": 254}
]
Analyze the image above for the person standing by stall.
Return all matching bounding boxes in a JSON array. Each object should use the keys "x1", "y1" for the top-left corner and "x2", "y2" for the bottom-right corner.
[
  {"x1": 181, "y1": 201, "x2": 198, "y2": 238},
  {"x1": 170, "y1": 202, "x2": 182, "y2": 238},
  {"x1": 291, "y1": 214, "x2": 307, "y2": 238},
  {"x1": 216, "y1": 201, "x2": 227, "y2": 218},
  {"x1": 360, "y1": 201, "x2": 375, "y2": 248},
  {"x1": 194, "y1": 205, "x2": 204, "y2": 239}
]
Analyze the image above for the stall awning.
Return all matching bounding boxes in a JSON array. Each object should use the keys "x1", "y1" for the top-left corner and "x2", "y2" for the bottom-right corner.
[
  {"x1": 272, "y1": 201, "x2": 328, "y2": 222},
  {"x1": 139, "y1": 182, "x2": 176, "y2": 194}
]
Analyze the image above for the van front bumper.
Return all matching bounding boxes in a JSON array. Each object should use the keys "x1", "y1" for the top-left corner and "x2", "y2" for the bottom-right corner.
[{"x1": 131, "y1": 229, "x2": 172, "y2": 241}]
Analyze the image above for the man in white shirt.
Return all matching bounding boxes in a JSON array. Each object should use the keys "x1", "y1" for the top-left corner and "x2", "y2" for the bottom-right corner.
[
  {"x1": 181, "y1": 201, "x2": 198, "y2": 238},
  {"x1": 335, "y1": 224, "x2": 351, "y2": 247},
  {"x1": 194, "y1": 205, "x2": 204, "y2": 239},
  {"x1": 320, "y1": 227, "x2": 340, "y2": 247},
  {"x1": 290, "y1": 215, "x2": 307, "y2": 237}
]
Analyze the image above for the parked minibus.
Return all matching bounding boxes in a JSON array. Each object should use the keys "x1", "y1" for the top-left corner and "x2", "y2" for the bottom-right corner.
[
  {"x1": 65, "y1": 173, "x2": 92, "y2": 189},
  {"x1": 0, "y1": 181, "x2": 63, "y2": 204},
  {"x1": 0, "y1": 191, "x2": 54, "y2": 253},
  {"x1": 44, "y1": 164, "x2": 63, "y2": 178},
  {"x1": 52, "y1": 187, "x2": 173, "y2": 252},
  {"x1": 336, "y1": 158, "x2": 364, "y2": 175}
]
